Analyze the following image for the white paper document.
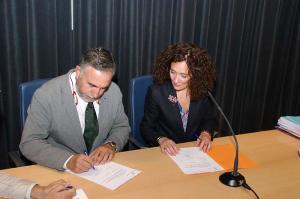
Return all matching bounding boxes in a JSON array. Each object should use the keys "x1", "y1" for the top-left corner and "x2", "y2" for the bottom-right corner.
[
  {"x1": 73, "y1": 189, "x2": 88, "y2": 199},
  {"x1": 169, "y1": 147, "x2": 224, "y2": 174},
  {"x1": 68, "y1": 162, "x2": 141, "y2": 190}
]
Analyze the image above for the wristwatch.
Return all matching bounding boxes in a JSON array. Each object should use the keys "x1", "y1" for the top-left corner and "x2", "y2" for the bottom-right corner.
[
  {"x1": 106, "y1": 141, "x2": 117, "y2": 152},
  {"x1": 156, "y1": 136, "x2": 163, "y2": 144}
]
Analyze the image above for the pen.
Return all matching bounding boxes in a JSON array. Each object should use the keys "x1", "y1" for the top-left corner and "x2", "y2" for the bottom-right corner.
[
  {"x1": 84, "y1": 151, "x2": 95, "y2": 170},
  {"x1": 65, "y1": 185, "x2": 73, "y2": 189}
]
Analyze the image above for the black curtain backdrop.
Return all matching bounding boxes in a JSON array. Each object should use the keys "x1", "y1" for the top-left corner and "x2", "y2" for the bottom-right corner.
[{"x1": 1, "y1": 0, "x2": 299, "y2": 169}]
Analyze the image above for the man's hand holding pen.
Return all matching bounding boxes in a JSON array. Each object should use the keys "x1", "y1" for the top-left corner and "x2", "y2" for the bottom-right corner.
[
  {"x1": 66, "y1": 153, "x2": 95, "y2": 173},
  {"x1": 84, "y1": 151, "x2": 95, "y2": 170},
  {"x1": 67, "y1": 144, "x2": 116, "y2": 173}
]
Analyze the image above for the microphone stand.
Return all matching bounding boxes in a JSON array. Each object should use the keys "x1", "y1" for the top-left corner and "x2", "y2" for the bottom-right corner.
[{"x1": 208, "y1": 91, "x2": 245, "y2": 187}]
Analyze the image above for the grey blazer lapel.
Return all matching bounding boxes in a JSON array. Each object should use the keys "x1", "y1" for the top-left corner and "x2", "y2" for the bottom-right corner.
[{"x1": 61, "y1": 73, "x2": 87, "y2": 152}]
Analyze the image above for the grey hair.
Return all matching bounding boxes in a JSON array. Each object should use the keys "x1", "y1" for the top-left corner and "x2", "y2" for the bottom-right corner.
[{"x1": 79, "y1": 47, "x2": 116, "y2": 75}]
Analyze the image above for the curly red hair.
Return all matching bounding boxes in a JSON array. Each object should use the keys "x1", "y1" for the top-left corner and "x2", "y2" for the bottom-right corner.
[{"x1": 153, "y1": 42, "x2": 216, "y2": 100}]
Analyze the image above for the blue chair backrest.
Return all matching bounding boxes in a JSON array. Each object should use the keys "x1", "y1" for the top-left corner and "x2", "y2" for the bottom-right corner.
[
  {"x1": 130, "y1": 75, "x2": 153, "y2": 147},
  {"x1": 19, "y1": 79, "x2": 49, "y2": 129}
]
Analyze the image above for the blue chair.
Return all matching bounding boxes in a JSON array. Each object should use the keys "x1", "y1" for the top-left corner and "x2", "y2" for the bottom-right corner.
[
  {"x1": 9, "y1": 79, "x2": 49, "y2": 167},
  {"x1": 129, "y1": 75, "x2": 153, "y2": 149},
  {"x1": 19, "y1": 79, "x2": 50, "y2": 130}
]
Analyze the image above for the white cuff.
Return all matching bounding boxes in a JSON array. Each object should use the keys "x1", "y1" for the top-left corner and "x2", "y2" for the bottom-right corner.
[
  {"x1": 63, "y1": 155, "x2": 74, "y2": 170},
  {"x1": 25, "y1": 183, "x2": 36, "y2": 199}
]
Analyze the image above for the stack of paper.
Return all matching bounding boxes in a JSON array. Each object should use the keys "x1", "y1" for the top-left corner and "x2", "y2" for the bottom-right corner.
[
  {"x1": 169, "y1": 147, "x2": 224, "y2": 174},
  {"x1": 169, "y1": 145, "x2": 257, "y2": 175},
  {"x1": 277, "y1": 116, "x2": 300, "y2": 138},
  {"x1": 68, "y1": 162, "x2": 141, "y2": 190}
]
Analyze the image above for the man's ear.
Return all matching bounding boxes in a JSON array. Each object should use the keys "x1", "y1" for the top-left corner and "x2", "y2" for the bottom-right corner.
[{"x1": 75, "y1": 65, "x2": 81, "y2": 78}]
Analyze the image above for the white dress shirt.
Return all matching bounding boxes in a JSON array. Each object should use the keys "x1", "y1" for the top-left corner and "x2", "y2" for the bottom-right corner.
[{"x1": 63, "y1": 71, "x2": 100, "y2": 169}]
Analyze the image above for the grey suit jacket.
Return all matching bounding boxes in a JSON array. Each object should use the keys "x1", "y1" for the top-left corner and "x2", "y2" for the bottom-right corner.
[{"x1": 20, "y1": 70, "x2": 130, "y2": 170}]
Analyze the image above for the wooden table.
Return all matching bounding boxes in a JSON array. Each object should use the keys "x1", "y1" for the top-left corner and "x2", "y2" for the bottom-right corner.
[{"x1": 2, "y1": 130, "x2": 300, "y2": 199}]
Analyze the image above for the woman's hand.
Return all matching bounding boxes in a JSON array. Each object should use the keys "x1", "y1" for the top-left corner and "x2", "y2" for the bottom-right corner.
[
  {"x1": 158, "y1": 137, "x2": 180, "y2": 156},
  {"x1": 196, "y1": 131, "x2": 212, "y2": 152}
]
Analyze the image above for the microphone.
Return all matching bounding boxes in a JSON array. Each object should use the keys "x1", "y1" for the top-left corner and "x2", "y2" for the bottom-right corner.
[{"x1": 207, "y1": 91, "x2": 245, "y2": 187}]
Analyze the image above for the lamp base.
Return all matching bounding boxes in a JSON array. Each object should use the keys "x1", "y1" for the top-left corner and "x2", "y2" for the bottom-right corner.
[{"x1": 219, "y1": 171, "x2": 245, "y2": 187}]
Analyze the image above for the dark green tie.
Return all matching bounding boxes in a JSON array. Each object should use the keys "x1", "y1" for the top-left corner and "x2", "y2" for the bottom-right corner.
[{"x1": 83, "y1": 102, "x2": 99, "y2": 153}]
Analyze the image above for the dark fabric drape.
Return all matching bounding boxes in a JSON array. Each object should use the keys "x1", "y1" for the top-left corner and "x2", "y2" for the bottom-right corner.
[
  {"x1": 1, "y1": 0, "x2": 299, "y2": 169},
  {"x1": 0, "y1": 0, "x2": 72, "y2": 168}
]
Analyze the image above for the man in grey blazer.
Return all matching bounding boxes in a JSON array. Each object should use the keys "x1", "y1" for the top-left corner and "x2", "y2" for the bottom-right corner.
[{"x1": 20, "y1": 47, "x2": 130, "y2": 173}]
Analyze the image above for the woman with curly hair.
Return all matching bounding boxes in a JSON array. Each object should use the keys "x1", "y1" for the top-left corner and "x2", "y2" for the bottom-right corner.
[{"x1": 140, "y1": 42, "x2": 218, "y2": 155}]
